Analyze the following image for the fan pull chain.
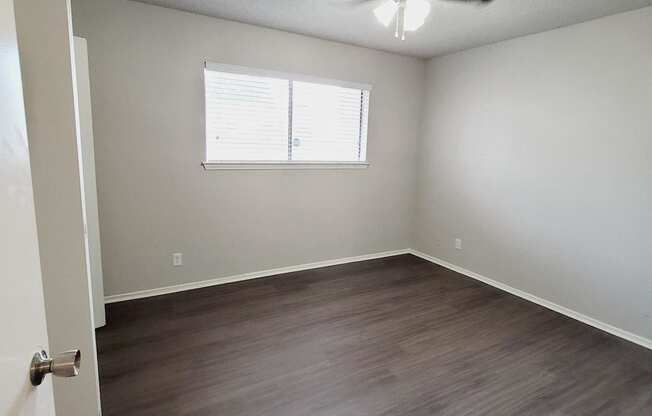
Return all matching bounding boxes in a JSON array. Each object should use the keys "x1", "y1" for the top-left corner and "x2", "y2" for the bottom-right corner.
[
  {"x1": 395, "y1": 8, "x2": 400, "y2": 38},
  {"x1": 396, "y1": 0, "x2": 406, "y2": 40}
]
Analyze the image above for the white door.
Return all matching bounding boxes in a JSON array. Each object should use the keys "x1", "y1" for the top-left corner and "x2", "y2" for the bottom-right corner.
[{"x1": 0, "y1": 0, "x2": 56, "y2": 414}]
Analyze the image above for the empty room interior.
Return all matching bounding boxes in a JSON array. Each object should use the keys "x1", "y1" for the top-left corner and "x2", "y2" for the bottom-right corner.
[{"x1": 4, "y1": 0, "x2": 652, "y2": 415}]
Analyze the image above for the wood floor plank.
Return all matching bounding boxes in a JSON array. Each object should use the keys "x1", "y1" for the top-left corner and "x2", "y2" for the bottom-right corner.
[{"x1": 96, "y1": 254, "x2": 652, "y2": 415}]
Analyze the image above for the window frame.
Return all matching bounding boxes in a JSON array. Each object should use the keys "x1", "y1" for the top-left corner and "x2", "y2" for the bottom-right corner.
[{"x1": 202, "y1": 61, "x2": 372, "y2": 170}]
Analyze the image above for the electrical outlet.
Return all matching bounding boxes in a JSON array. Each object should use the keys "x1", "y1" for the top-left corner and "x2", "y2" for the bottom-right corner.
[
  {"x1": 172, "y1": 252, "x2": 183, "y2": 266},
  {"x1": 455, "y1": 239, "x2": 462, "y2": 250}
]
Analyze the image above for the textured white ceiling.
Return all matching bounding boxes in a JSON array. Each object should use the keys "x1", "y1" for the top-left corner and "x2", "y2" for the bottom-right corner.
[{"x1": 133, "y1": 0, "x2": 652, "y2": 58}]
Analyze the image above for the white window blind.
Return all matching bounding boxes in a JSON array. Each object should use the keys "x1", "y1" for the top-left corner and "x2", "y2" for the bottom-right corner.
[
  {"x1": 292, "y1": 81, "x2": 369, "y2": 162},
  {"x1": 205, "y1": 71, "x2": 289, "y2": 161},
  {"x1": 204, "y1": 63, "x2": 371, "y2": 166}
]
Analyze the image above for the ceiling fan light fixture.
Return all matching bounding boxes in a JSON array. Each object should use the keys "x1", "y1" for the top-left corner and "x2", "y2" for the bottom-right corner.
[
  {"x1": 373, "y1": 0, "x2": 399, "y2": 27},
  {"x1": 404, "y1": 0, "x2": 431, "y2": 31}
]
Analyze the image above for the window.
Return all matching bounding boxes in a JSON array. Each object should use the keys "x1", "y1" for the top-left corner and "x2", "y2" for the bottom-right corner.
[{"x1": 203, "y1": 62, "x2": 370, "y2": 169}]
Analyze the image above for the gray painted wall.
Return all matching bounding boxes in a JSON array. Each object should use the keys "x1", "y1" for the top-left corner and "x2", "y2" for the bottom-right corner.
[
  {"x1": 416, "y1": 7, "x2": 652, "y2": 340},
  {"x1": 71, "y1": 0, "x2": 425, "y2": 297}
]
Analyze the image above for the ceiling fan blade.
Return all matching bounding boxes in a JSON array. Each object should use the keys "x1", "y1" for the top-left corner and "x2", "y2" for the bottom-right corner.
[
  {"x1": 439, "y1": 0, "x2": 494, "y2": 4},
  {"x1": 329, "y1": 0, "x2": 386, "y2": 9}
]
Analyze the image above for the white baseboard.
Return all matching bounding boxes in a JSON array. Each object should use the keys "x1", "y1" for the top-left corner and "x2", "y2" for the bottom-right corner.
[
  {"x1": 408, "y1": 249, "x2": 652, "y2": 351},
  {"x1": 104, "y1": 246, "x2": 651, "y2": 351},
  {"x1": 104, "y1": 249, "x2": 410, "y2": 304}
]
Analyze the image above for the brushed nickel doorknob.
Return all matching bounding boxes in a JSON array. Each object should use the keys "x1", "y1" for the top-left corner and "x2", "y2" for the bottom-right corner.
[{"x1": 30, "y1": 349, "x2": 81, "y2": 386}]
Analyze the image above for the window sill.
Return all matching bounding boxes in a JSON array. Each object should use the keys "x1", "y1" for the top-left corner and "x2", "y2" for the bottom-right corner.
[{"x1": 202, "y1": 161, "x2": 370, "y2": 171}]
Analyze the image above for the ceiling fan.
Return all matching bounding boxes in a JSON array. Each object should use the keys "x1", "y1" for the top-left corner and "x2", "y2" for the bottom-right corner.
[{"x1": 339, "y1": 0, "x2": 494, "y2": 40}]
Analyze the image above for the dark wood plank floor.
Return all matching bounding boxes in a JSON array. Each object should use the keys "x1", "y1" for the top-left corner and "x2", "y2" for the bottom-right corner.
[{"x1": 97, "y1": 254, "x2": 652, "y2": 415}]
